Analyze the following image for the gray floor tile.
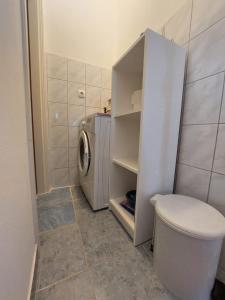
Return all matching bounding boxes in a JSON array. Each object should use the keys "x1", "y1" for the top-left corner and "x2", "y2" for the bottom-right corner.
[
  {"x1": 36, "y1": 271, "x2": 95, "y2": 300},
  {"x1": 77, "y1": 205, "x2": 127, "y2": 237},
  {"x1": 76, "y1": 210, "x2": 113, "y2": 265},
  {"x1": 34, "y1": 186, "x2": 176, "y2": 300},
  {"x1": 71, "y1": 187, "x2": 91, "y2": 210},
  {"x1": 76, "y1": 202, "x2": 130, "y2": 267},
  {"x1": 81, "y1": 228, "x2": 111, "y2": 267},
  {"x1": 38, "y1": 201, "x2": 75, "y2": 232},
  {"x1": 37, "y1": 187, "x2": 71, "y2": 208},
  {"x1": 106, "y1": 235, "x2": 154, "y2": 279},
  {"x1": 73, "y1": 197, "x2": 91, "y2": 210},
  {"x1": 38, "y1": 224, "x2": 86, "y2": 289},
  {"x1": 71, "y1": 186, "x2": 85, "y2": 200},
  {"x1": 151, "y1": 294, "x2": 178, "y2": 300},
  {"x1": 90, "y1": 256, "x2": 170, "y2": 300}
]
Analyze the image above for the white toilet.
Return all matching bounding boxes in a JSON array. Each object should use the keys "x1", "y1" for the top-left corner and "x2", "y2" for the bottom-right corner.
[{"x1": 150, "y1": 194, "x2": 225, "y2": 300}]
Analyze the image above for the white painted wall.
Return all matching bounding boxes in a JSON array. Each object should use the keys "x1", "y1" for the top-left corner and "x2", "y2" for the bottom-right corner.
[
  {"x1": 0, "y1": 1, "x2": 36, "y2": 299},
  {"x1": 42, "y1": 0, "x2": 116, "y2": 68},
  {"x1": 43, "y1": 0, "x2": 186, "y2": 66},
  {"x1": 115, "y1": 0, "x2": 187, "y2": 58}
]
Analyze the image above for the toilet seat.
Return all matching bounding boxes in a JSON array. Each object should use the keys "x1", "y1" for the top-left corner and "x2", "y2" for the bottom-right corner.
[{"x1": 152, "y1": 194, "x2": 225, "y2": 240}]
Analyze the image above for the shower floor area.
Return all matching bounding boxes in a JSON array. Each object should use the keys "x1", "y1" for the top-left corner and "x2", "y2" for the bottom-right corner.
[{"x1": 31, "y1": 186, "x2": 176, "y2": 300}]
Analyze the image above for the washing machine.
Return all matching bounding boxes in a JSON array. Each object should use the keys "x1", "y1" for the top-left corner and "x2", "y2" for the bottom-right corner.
[{"x1": 78, "y1": 113, "x2": 111, "y2": 210}]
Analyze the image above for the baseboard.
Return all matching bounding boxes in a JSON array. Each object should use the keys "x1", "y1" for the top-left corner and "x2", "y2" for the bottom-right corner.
[{"x1": 27, "y1": 243, "x2": 38, "y2": 300}]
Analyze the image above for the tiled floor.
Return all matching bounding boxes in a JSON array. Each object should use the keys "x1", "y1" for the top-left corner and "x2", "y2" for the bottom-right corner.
[{"x1": 32, "y1": 187, "x2": 176, "y2": 300}]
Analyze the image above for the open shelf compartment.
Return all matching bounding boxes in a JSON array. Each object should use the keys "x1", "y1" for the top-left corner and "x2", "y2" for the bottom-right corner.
[
  {"x1": 112, "y1": 158, "x2": 138, "y2": 174},
  {"x1": 111, "y1": 112, "x2": 140, "y2": 167},
  {"x1": 112, "y1": 35, "x2": 144, "y2": 117},
  {"x1": 109, "y1": 164, "x2": 137, "y2": 239}
]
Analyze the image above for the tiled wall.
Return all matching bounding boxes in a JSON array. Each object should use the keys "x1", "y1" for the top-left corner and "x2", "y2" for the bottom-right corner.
[
  {"x1": 46, "y1": 54, "x2": 111, "y2": 188},
  {"x1": 162, "y1": 0, "x2": 225, "y2": 281}
]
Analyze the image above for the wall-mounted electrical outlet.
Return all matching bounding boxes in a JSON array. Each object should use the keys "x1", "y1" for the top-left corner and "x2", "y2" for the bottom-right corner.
[{"x1": 78, "y1": 89, "x2": 85, "y2": 98}]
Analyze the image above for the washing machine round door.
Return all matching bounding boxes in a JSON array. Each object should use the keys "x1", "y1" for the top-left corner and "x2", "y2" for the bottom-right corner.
[{"x1": 79, "y1": 130, "x2": 90, "y2": 176}]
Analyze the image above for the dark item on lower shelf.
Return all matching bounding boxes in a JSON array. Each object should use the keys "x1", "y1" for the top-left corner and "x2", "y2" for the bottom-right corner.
[
  {"x1": 121, "y1": 199, "x2": 135, "y2": 215},
  {"x1": 211, "y1": 279, "x2": 225, "y2": 300},
  {"x1": 150, "y1": 242, "x2": 154, "y2": 252},
  {"x1": 126, "y1": 190, "x2": 136, "y2": 209}
]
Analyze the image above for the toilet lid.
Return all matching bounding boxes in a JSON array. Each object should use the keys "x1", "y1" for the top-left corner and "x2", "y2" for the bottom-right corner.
[{"x1": 154, "y1": 194, "x2": 225, "y2": 240}]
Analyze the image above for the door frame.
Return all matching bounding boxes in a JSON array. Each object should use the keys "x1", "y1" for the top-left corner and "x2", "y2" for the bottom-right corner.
[{"x1": 26, "y1": 0, "x2": 49, "y2": 194}]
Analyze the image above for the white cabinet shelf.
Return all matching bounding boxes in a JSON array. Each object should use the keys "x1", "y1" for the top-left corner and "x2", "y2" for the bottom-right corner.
[
  {"x1": 114, "y1": 110, "x2": 141, "y2": 118},
  {"x1": 109, "y1": 197, "x2": 135, "y2": 238},
  {"x1": 112, "y1": 158, "x2": 138, "y2": 174},
  {"x1": 110, "y1": 29, "x2": 185, "y2": 246}
]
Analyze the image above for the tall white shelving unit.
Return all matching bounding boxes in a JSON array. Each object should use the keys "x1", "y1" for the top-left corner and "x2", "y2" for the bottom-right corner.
[{"x1": 109, "y1": 29, "x2": 186, "y2": 246}]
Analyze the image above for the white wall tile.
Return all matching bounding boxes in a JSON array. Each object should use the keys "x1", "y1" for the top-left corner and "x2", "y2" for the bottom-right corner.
[
  {"x1": 69, "y1": 127, "x2": 79, "y2": 147},
  {"x1": 48, "y1": 103, "x2": 68, "y2": 126},
  {"x1": 86, "y1": 64, "x2": 101, "y2": 87},
  {"x1": 68, "y1": 82, "x2": 85, "y2": 106},
  {"x1": 101, "y1": 68, "x2": 112, "y2": 89},
  {"x1": 86, "y1": 86, "x2": 101, "y2": 108},
  {"x1": 86, "y1": 107, "x2": 100, "y2": 117},
  {"x1": 49, "y1": 148, "x2": 68, "y2": 169},
  {"x1": 164, "y1": 1, "x2": 192, "y2": 45},
  {"x1": 69, "y1": 166, "x2": 79, "y2": 186},
  {"x1": 208, "y1": 172, "x2": 225, "y2": 216},
  {"x1": 175, "y1": 163, "x2": 211, "y2": 201},
  {"x1": 179, "y1": 124, "x2": 217, "y2": 170},
  {"x1": 47, "y1": 54, "x2": 67, "y2": 80},
  {"x1": 51, "y1": 168, "x2": 70, "y2": 187},
  {"x1": 47, "y1": 54, "x2": 112, "y2": 189},
  {"x1": 101, "y1": 89, "x2": 111, "y2": 108},
  {"x1": 182, "y1": 73, "x2": 224, "y2": 124},
  {"x1": 68, "y1": 59, "x2": 85, "y2": 83},
  {"x1": 69, "y1": 160, "x2": 76, "y2": 168},
  {"x1": 187, "y1": 19, "x2": 225, "y2": 82},
  {"x1": 49, "y1": 126, "x2": 68, "y2": 147},
  {"x1": 220, "y1": 90, "x2": 225, "y2": 123},
  {"x1": 48, "y1": 78, "x2": 67, "y2": 103},
  {"x1": 68, "y1": 105, "x2": 85, "y2": 126},
  {"x1": 191, "y1": 0, "x2": 225, "y2": 39},
  {"x1": 69, "y1": 147, "x2": 78, "y2": 167},
  {"x1": 213, "y1": 124, "x2": 225, "y2": 174}
]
